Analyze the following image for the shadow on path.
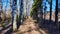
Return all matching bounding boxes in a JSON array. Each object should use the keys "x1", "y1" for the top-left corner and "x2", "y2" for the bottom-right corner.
[{"x1": 34, "y1": 18, "x2": 59, "y2": 34}]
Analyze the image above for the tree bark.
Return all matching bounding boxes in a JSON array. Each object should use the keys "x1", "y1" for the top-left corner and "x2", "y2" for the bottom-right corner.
[
  {"x1": 12, "y1": 0, "x2": 17, "y2": 31},
  {"x1": 55, "y1": 0, "x2": 58, "y2": 24},
  {"x1": 55, "y1": 0, "x2": 59, "y2": 33},
  {"x1": 49, "y1": 0, "x2": 52, "y2": 23}
]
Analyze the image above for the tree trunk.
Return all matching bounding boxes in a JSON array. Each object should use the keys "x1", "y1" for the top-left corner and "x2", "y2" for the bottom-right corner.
[
  {"x1": 44, "y1": 0, "x2": 46, "y2": 22},
  {"x1": 12, "y1": 0, "x2": 17, "y2": 31},
  {"x1": 55, "y1": 0, "x2": 58, "y2": 32},
  {"x1": 49, "y1": 0, "x2": 52, "y2": 23},
  {"x1": 55, "y1": 0, "x2": 58, "y2": 24}
]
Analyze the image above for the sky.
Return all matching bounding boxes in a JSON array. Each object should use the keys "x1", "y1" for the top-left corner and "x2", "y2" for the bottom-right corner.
[
  {"x1": 2, "y1": 0, "x2": 10, "y2": 11},
  {"x1": 2, "y1": 0, "x2": 60, "y2": 11},
  {"x1": 45, "y1": 0, "x2": 56, "y2": 11},
  {"x1": 58, "y1": 0, "x2": 60, "y2": 9}
]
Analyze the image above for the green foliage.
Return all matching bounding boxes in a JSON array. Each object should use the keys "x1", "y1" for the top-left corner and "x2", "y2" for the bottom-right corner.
[
  {"x1": 30, "y1": 0, "x2": 42, "y2": 17},
  {"x1": 30, "y1": 10, "x2": 34, "y2": 17}
]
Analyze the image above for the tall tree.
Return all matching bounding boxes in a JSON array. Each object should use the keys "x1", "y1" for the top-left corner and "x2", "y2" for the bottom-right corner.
[
  {"x1": 12, "y1": 0, "x2": 17, "y2": 31},
  {"x1": 44, "y1": 0, "x2": 47, "y2": 21},
  {"x1": 55, "y1": 0, "x2": 59, "y2": 32},
  {"x1": 17, "y1": 0, "x2": 23, "y2": 29},
  {"x1": 47, "y1": 0, "x2": 52, "y2": 22},
  {"x1": 49, "y1": 0, "x2": 52, "y2": 23},
  {"x1": 31, "y1": 0, "x2": 42, "y2": 21},
  {"x1": 55, "y1": 0, "x2": 58, "y2": 24}
]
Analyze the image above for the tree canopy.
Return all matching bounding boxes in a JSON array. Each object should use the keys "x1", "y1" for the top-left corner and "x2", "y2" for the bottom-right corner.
[{"x1": 30, "y1": 0, "x2": 42, "y2": 16}]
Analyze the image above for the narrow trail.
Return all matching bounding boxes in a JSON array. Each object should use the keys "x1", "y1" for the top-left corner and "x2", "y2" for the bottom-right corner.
[{"x1": 12, "y1": 17, "x2": 47, "y2": 34}]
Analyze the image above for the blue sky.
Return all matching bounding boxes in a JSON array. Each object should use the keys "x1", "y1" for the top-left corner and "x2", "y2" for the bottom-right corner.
[
  {"x1": 2, "y1": 0, "x2": 10, "y2": 11},
  {"x1": 52, "y1": 0, "x2": 56, "y2": 11},
  {"x1": 58, "y1": 0, "x2": 60, "y2": 8},
  {"x1": 2, "y1": 0, "x2": 60, "y2": 11},
  {"x1": 45, "y1": 0, "x2": 56, "y2": 11}
]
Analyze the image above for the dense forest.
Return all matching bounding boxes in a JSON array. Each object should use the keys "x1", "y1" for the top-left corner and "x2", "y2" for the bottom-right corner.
[{"x1": 0, "y1": 0, "x2": 60, "y2": 34}]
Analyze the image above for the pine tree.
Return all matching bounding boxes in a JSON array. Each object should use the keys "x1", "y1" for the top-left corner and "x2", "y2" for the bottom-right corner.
[
  {"x1": 49, "y1": 0, "x2": 52, "y2": 23},
  {"x1": 30, "y1": 0, "x2": 42, "y2": 20},
  {"x1": 55, "y1": 0, "x2": 58, "y2": 24}
]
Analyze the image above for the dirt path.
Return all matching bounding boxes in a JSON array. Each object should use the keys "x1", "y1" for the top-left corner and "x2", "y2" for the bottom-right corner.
[{"x1": 12, "y1": 17, "x2": 47, "y2": 34}]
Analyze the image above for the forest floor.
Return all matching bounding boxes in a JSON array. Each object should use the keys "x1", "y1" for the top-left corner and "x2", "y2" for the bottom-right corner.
[
  {"x1": 0, "y1": 16, "x2": 60, "y2": 34},
  {"x1": 12, "y1": 17, "x2": 49, "y2": 34}
]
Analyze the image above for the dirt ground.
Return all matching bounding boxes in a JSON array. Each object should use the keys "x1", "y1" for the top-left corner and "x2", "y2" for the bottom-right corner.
[{"x1": 12, "y1": 17, "x2": 48, "y2": 34}]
